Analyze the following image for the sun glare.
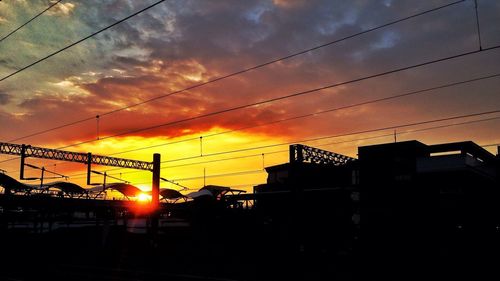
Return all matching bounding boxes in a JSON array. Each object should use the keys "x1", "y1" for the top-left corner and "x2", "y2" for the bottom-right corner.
[{"x1": 137, "y1": 193, "x2": 151, "y2": 203}]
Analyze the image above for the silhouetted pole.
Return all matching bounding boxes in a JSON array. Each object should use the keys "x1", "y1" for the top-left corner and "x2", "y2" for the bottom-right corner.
[
  {"x1": 289, "y1": 145, "x2": 304, "y2": 278},
  {"x1": 19, "y1": 144, "x2": 26, "y2": 180},
  {"x1": 152, "y1": 153, "x2": 160, "y2": 207},
  {"x1": 151, "y1": 153, "x2": 160, "y2": 231},
  {"x1": 86, "y1": 153, "x2": 92, "y2": 185}
]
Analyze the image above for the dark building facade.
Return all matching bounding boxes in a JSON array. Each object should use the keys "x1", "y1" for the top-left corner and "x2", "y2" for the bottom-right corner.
[
  {"x1": 358, "y1": 140, "x2": 500, "y2": 276},
  {"x1": 359, "y1": 140, "x2": 499, "y2": 233},
  {"x1": 250, "y1": 140, "x2": 499, "y2": 277},
  {"x1": 253, "y1": 144, "x2": 360, "y2": 255}
]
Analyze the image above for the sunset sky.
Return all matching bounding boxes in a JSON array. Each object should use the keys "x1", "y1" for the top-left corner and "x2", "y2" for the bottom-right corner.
[{"x1": 1, "y1": 0, "x2": 500, "y2": 193}]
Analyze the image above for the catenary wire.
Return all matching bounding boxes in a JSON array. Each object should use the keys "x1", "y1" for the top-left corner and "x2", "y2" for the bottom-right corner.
[
  {"x1": 0, "y1": 0, "x2": 167, "y2": 84},
  {"x1": 6, "y1": 69, "x2": 499, "y2": 171},
  {"x1": 92, "y1": 72, "x2": 500, "y2": 157},
  {"x1": 5, "y1": 0, "x2": 467, "y2": 143},
  {"x1": 0, "y1": 0, "x2": 63, "y2": 43},
  {"x1": 65, "y1": 112, "x2": 500, "y2": 180},
  {"x1": 0, "y1": 1, "x2": 492, "y2": 168},
  {"x1": 44, "y1": 44, "x2": 500, "y2": 152},
  {"x1": 128, "y1": 116, "x2": 500, "y2": 185}
]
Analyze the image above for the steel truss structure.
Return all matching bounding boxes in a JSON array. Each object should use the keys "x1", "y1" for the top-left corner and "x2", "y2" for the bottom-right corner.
[
  {"x1": 289, "y1": 144, "x2": 357, "y2": 166},
  {"x1": 0, "y1": 142, "x2": 153, "y2": 170},
  {"x1": 0, "y1": 142, "x2": 160, "y2": 208}
]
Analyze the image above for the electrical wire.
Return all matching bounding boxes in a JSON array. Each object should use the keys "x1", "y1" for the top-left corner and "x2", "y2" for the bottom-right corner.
[
  {"x1": 66, "y1": 112, "x2": 500, "y2": 180},
  {"x1": 3, "y1": 72, "x2": 500, "y2": 171},
  {"x1": 481, "y1": 143, "x2": 500, "y2": 148},
  {"x1": 0, "y1": 0, "x2": 167, "y2": 83},
  {"x1": 157, "y1": 110, "x2": 500, "y2": 164},
  {"x1": 5, "y1": 0, "x2": 467, "y2": 143},
  {"x1": 2, "y1": 1, "x2": 497, "y2": 173},
  {"x1": 88, "y1": 72, "x2": 500, "y2": 158},
  {"x1": 0, "y1": 0, "x2": 63, "y2": 43},
  {"x1": 128, "y1": 115, "x2": 500, "y2": 186},
  {"x1": 131, "y1": 169, "x2": 266, "y2": 185},
  {"x1": 32, "y1": 44, "x2": 500, "y2": 154}
]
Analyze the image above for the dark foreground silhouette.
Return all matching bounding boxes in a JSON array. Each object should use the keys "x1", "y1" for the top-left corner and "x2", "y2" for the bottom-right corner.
[{"x1": 0, "y1": 140, "x2": 499, "y2": 280}]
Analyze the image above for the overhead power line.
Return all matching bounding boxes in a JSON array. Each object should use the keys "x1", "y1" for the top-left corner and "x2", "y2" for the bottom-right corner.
[
  {"x1": 481, "y1": 143, "x2": 500, "y2": 148},
  {"x1": 131, "y1": 169, "x2": 266, "y2": 186},
  {"x1": 163, "y1": 150, "x2": 286, "y2": 170},
  {"x1": 5, "y1": 67, "x2": 500, "y2": 173},
  {"x1": 1, "y1": 45, "x2": 499, "y2": 168},
  {"x1": 52, "y1": 44, "x2": 500, "y2": 151},
  {"x1": 162, "y1": 114, "x2": 500, "y2": 170},
  {"x1": 6, "y1": 0, "x2": 466, "y2": 142},
  {"x1": 68, "y1": 150, "x2": 287, "y2": 179},
  {"x1": 130, "y1": 114, "x2": 500, "y2": 185},
  {"x1": 158, "y1": 109, "x2": 500, "y2": 164},
  {"x1": 0, "y1": 0, "x2": 63, "y2": 43},
  {"x1": 76, "y1": 113, "x2": 499, "y2": 179},
  {"x1": 98, "y1": 72, "x2": 500, "y2": 157},
  {"x1": 70, "y1": 71, "x2": 497, "y2": 175},
  {"x1": 66, "y1": 111, "x2": 500, "y2": 180},
  {"x1": 0, "y1": 0, "x2": 166, "y2": 83}
]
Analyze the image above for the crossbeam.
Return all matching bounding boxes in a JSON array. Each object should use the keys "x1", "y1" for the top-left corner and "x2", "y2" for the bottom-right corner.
[{"x1": 0, "y1": 142, "x2": 153, "y2": 171}]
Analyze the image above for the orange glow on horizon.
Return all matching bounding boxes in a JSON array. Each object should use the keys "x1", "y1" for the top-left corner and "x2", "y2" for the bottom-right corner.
[{"x1": 1, "y1": 128, "x2": 290, "y2": 194}]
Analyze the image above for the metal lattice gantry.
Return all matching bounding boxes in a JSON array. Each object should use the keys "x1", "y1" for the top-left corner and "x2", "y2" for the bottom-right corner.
[
  {"x1": 0, "y1": 142, "x2": 153, "y2": 170},
  {"x1": 289, "y1": 144, "x2": 357, "y2": 166},
  {"x1": 0, "y1": 142, "x2": 160, "y2": 208}
]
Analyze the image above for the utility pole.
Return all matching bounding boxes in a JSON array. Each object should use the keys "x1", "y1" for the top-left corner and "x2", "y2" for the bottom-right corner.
[
  {"x1": 151, "y1": 153, "x2": 161, "y2": 233},
  {"x1": 152, "y1": 153, "x2": 160, "y2": 208}
]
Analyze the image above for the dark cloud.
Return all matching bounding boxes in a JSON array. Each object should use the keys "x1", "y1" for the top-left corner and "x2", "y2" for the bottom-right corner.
[{"x1": 0, "y1": 92, "x2": 11, "y2": 105}]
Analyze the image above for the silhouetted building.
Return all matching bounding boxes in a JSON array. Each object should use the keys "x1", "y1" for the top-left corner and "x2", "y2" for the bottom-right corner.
[
  {"x1": 251, "y1": 140, "x2": 499, "y2": 272},
  {"x1": 358, "y1": 140, "x2": 500, "y2": 275},
  {"x1": 253, "y1": 144, "x2": 359, "y2": 254},
  {"x1": 359, "y1": 140, "x2": 499, "y2": 229},
  {"x1": 255, "y1": 144, "x2": 358, "y2": 193}
]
